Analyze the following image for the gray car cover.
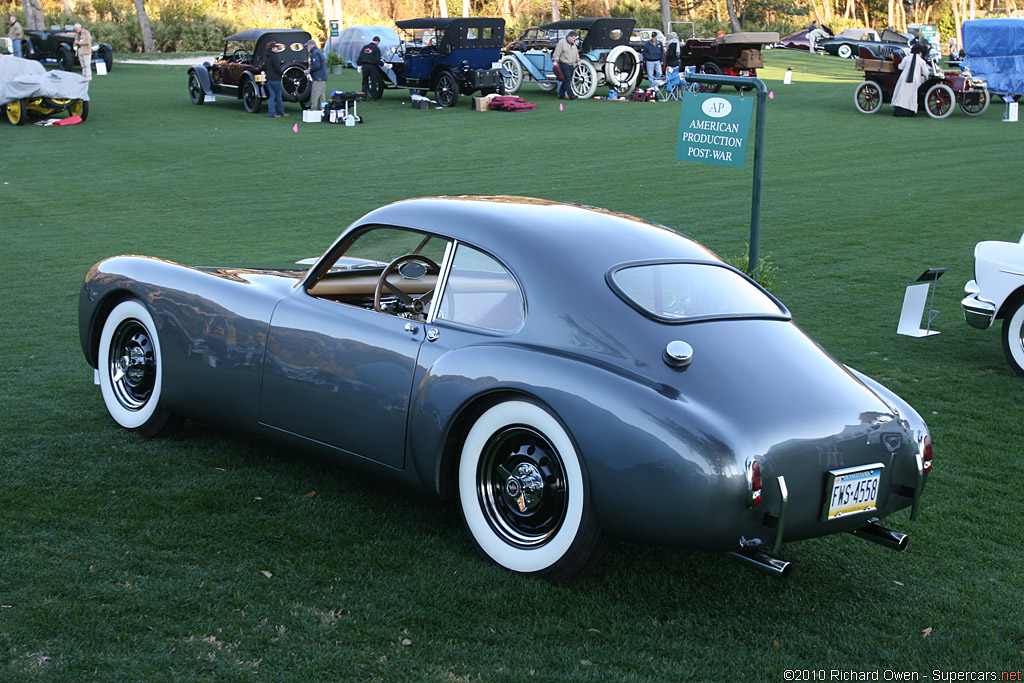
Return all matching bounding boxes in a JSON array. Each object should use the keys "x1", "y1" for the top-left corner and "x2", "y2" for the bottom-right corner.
[{"x1": 0, "y1": 55, "x2": 90, "y2": 105}]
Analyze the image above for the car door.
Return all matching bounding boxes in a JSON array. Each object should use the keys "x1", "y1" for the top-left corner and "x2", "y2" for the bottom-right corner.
[
  {"x1": 259, "y1": 292, "x2": 424, "y2": 469},
  {"x1": 258, "y1": 226, "x2": 450, "y2": 469}
]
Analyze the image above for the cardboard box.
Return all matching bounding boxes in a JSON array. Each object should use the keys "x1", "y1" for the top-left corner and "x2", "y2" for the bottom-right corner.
[
  {"x1": 472, "y1": 94, "x2": 498, "y2": 111},
  {"x1": 855, "y1": 58, "x2": 896, "y2": 73},
  {"x1": 735, "y1": 49, "x2": 764, "y2": 69}
]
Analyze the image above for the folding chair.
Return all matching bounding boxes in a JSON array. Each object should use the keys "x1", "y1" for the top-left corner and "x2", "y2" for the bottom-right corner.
[{"x1": 662, "y1": 67, "x2": 683, "y2": 100}]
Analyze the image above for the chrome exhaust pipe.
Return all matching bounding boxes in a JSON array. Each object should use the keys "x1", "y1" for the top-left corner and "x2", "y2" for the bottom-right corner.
[
  {"x1": 727, "y1": 548, "x2": 793, "y2": 579},
  {"x1": 850, "y1": 521, "x2": 909, "y2": 552}
]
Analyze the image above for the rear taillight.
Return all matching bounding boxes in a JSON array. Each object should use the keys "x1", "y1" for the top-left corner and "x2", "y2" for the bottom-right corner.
[
  {"x1": 747, "y1": 459, "x2": 762, "y2": 507},
  {"x1": 923, "y1": 435, "x2": 933, "y2": 473}
]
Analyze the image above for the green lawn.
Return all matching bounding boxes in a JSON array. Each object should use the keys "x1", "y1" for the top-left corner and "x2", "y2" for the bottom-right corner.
[{"x1": 1, "y1": 51, "x2": 1022, "y2": 680}]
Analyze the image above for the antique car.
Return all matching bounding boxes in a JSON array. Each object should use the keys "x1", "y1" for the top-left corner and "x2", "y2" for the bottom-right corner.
[
  {"x1": 365, "y1": 17, "x2": 505, "y2": 106},
  {"x1": 1, "y1": 55, "x2": 89, "y2": 124},
  {"x1": 502, "y1": 18, "x2": 640, "y2": 98},
  {"x1": 820, "y1": 27, "x2": 910, "y2": 59},
  {"x1": 21, "y1": 26, "x2": 114, "y2": 73},
  {"x1": 853, "y1": 48, "x2": 990, "y2": 118},
  {"x1": 78, "y1": 196, "x2": 932, "y2": 583},
  {"x1": 335, "y1": 25, "x2": 400, "y2": 68},
  {"x1": 674, "y1": 31, "x2": 779, "y2": 92},
  {"x1": 962, "y1": 231, "x2": 1024, "y2": 376},
  {"x1": 187, "y1": 29, "x2": 312, "y2": 113},
  {"x1": 505, "y1": 26, "x2": 562, "y2": 53},
  {"x1": 630, "y1": 27, "x2": 666, "y2": 46},
  {"x1": 777, "y1": 28, "x2": 820, "y2": 51}
]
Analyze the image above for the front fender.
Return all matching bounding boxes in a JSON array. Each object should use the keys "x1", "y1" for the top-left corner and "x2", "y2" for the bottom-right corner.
[
  {"x1": 188, "y1": 65, "x2": 214, "y2": 95},
  {"x1": 407, "y1": 344, "x2": 752, "y2": 550},
  {"x1": 504, "y1": 50, "x2": 547, "y2": 81}
]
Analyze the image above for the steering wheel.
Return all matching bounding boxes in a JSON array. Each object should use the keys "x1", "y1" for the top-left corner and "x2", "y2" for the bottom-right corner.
[
  {"x1": 373, "y1": 254, "x2": 441, "y2": 316},
  {"x1": 232, "y1": 49, "x2": 251, "y2": 63}
]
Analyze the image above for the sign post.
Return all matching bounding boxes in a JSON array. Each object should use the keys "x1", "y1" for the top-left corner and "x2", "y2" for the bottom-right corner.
[{"x1": 680, "y1": 73, "x2": 768, "y2": 278}]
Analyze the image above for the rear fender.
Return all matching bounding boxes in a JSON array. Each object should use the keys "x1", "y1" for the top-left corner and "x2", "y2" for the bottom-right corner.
[{"x1": 407, "y1": 344, "x2": 748, "y2": 548}]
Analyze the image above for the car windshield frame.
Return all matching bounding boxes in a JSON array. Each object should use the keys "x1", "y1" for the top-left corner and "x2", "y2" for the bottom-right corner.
[{"x1": 606, "y1": 259, "x2": 790, "y2": 324}]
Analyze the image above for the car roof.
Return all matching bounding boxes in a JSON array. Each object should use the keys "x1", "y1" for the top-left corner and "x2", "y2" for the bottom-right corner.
[
  {"x1": 538, "y1": 18, "x2": 635, "y2": 51},
  {"x1": 345, "y1": 196, "x2": 717, "y2": 271},
  {"x1": 395, "y1": 17, "x2": 504, "y2": 30},
  {"x1": 225, "y1": 29, "x2": 311, "y2": 43}
]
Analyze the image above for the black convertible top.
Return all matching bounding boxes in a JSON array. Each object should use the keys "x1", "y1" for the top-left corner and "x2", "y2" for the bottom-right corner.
[
  {"x1": 225, "y1": 28, "x2": 311, "y2": 43},
  {"x1": 395, "y1": 17, "x2": 505, "y2": 50}
]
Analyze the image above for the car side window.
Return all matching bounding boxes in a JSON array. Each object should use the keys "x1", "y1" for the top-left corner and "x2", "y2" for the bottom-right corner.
[{"x1": 436, "y1": 244, "x2": 524, "y2": 333}]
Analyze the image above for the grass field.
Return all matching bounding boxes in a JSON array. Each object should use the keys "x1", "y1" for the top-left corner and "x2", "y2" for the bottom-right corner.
[{"x1": 1, "y1": 50, "x2": 1022, "y2": 680}]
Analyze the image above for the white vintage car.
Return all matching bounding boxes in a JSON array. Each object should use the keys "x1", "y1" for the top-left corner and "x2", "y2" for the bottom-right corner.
[{"x1": 962, "y1": 231, "x2": 1024, "y2": 376}]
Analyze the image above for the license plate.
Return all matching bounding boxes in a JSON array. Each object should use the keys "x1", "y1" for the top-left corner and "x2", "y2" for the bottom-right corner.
[{"x1": 822, "y1": 464, "x2": 883, "y2": 520}]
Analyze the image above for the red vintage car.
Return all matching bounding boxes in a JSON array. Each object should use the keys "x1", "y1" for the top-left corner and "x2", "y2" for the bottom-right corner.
[{"x1": 853, "y1": 48, "x2": 990, "y2": 118}]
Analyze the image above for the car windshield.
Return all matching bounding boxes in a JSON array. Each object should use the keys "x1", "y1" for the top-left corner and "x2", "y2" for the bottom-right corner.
[{"x1": 610, "y1": 262, "x2": 786, "y2": 322}]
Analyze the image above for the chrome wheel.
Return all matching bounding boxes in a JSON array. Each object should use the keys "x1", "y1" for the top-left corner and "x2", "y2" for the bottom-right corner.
[
  {"x1": 478, "y1": 427, "x2": 568, "y2": 548},
  {"x1": 458, "y1": 401, "x2": 608, "y2": 582},
  {"x1": 97, "y1": 300, "x2": 180, "y2": 437},
  {"x1": 107, "y1": 319, "x2": 157, "y2": 412}
]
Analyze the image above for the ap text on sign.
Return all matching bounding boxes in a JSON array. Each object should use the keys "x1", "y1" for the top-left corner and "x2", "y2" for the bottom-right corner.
[{"x1": 676, "y1": 93, "x2": 754, "y2": 168}]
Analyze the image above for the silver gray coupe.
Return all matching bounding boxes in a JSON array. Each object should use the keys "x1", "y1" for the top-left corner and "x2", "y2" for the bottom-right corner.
[{"x1": 78, "y1": 196, "x2": 932, "y2": 582}]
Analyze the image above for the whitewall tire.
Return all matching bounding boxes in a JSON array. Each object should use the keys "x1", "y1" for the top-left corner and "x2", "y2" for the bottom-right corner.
[
  {"x1": 1001, "y1": 298, "x2": 1024, "y2": 377},
  {"x1": 98, "y1": 300, "x2": 180, "y2": 437},
  {"x1": 458, "y1": 400, "x2": 607, "y2": 583}
]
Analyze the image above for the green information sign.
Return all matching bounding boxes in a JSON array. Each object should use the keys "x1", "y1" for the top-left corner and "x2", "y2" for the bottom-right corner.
[
  {"x1": 329, "y1": 20, "x2": 339, "y2": 37},
  {"x1": 675, "y1": 93, "x2": 754, "y2": 168}
]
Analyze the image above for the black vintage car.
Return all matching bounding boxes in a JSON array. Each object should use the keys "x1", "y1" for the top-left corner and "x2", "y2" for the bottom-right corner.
[
  {"x1": 368, "y1": 17, "x2": 505, "y2": 107},
  {"x1": 187, "y1": 29, "x2": 312, "y2": 113},
  {"x1": 22, "y1": 27, "x2": 114, "y2": 73}
]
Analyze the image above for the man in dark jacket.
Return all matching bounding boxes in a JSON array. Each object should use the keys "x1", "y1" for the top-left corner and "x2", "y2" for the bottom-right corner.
[
  {"x1": 357, "y1": 36, "x2": 383, "y2": 99},
  {"x1": 642, "y1": 34, "x2": 664, "y2": 85},
  {"x1": 306, "y1": 38, "x2": 328, "y2": 111},
  {"x1": 265, "y1": 42, "x2": 287, "y2": 117}
]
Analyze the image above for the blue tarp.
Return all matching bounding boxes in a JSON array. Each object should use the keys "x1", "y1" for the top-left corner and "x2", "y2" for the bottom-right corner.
[{"x1": 962, "y1": 18, "x2": 1024, "y2": 95}]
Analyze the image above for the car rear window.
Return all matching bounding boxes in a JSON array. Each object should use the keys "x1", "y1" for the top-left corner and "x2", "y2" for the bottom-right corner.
[{"x1": 609, "y1": 262, "x2": 787, "y2": 322}]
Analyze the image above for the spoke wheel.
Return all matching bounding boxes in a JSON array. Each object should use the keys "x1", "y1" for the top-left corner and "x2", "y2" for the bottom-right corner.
[
  {"x1": 501, "y1": 56, "x2": 523, "y2": 94},
  {"x1": 1001, "y1": 297, "x2": 1024, "y2": 377},
  {"x1": 242, "y1": 80, "x2": 261, "y2": 114},
  {"x1": 924, "y1": 83, "x2": 954, "y2": 119},
  {"x1": 959, "y1": 85, "x2": 990, "y2": 116},
  {"x1": 570, "y1": 60, "x2": 598, "y2": 99},
  {"x1": 854, "y1": 81, "x2": 883, "y2": 114},
  {"x1": 68, "y1": 99, "x2": 89, "y2": 121},
  {"x1": 435, "y1": 71, "x2": 460, "y2": 107},
  {"x1": 283, "y1": 64, "x2": 311, "y2": 101},
  {"x1": 57, "y1": 48, "x2": 74, "y2": 71},
  {"x1": 700, "y1": 61, "x2": 722, "y2": 93},
  {"x1": 459, "y1": 401, "x2": 608, "y2": 583},
  {"x1": 5, "y1": 99, "x2": 27, "y2": 125},
  {"x1": 98, "y1": 300, "x2": 181, "y2": 437},
  {"x1": 604, "y1": 44, "x2": 640, "y2": 90},
  {"x1": 188, "y1": 72, "x2": 205, "y2": 105}
]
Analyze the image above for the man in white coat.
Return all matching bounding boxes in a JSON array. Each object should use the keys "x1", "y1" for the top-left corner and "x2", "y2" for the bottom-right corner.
[{"x1": 892, "y1": 42, "x2": 932, "y2": 117}]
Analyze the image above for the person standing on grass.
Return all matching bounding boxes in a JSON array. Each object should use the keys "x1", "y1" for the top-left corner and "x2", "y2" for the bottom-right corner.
[
  {"x1": 8, "y1": 16, "x2": 22, "y2": 58},
  {"x1": 642, "y1": 33, "x2": 664, "y2": 86},
  {"x1": 357, "y1": 36, "x2": 383, "y2": 99},
  {"x1": 265, "y1": 42, "x2": 287, "y2": 118},
  {"x1": 552, "y1": 30, "x2": 579, "y2": 100},
  {"x1": 73, "y1": 23, "x2": 92, "y2": 81},
  {"x1": 306, "y1": 38, "x2": 328, "y2": 112},
  {"x1": 892, "y1": 42, "x2": 932, "y2": 117}
]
